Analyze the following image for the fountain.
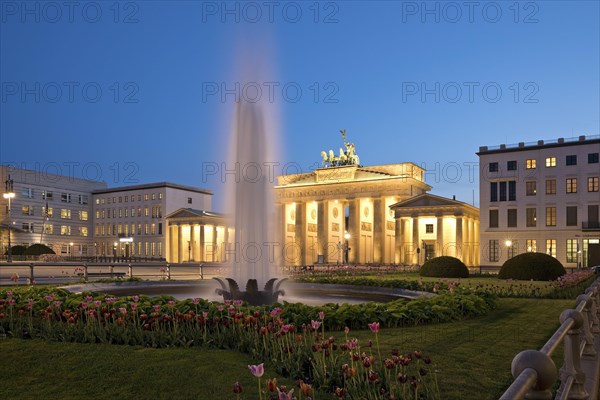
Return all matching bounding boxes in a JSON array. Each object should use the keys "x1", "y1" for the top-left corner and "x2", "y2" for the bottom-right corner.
[{"x1": 213, "y1": 101, "x2": 286, "y2": 305}]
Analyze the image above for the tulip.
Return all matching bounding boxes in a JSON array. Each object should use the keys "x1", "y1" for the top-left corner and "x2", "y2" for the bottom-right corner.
[
  {"x1": 248, "y1": 363, "x2": 264, "y2": 378},
  {"x1": 191, "y1": 298, "x2": 200, "y2": 305},
  {"x1": 368, "y1": 322, "x2": 380, "y2": 333},
  {"x1": 277, "y1": 388, "x2": 294, "y2": 400},
  {"x1": 318, "y1": 311, "x2": 325, "y2": 320},
  {"x1": 311, "y1": 320, "x2": 321, "y2": 330},
  {"x1": 232, "y1": 381, "x2": 243, "y2": 394},
  {"x1": 266, "y1": 378, "x2": 278, "y2": 392}
]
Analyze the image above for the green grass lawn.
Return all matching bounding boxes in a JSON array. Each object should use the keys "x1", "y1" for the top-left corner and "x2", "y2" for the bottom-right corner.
[{"x1": 0, "y1": 298, "x2": 573, "y2": 400}]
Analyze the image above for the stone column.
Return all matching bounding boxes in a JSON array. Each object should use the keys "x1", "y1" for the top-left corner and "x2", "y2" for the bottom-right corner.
[
  {"x1": 199, "y1": 224, "x2": 205, "y2": 262},
  {"x1": 373, "y1": 198, "x2": 383, "y2": 264},
  {"x1": 412, "y1": 217, "x2": 419, "y2": 265},
  {"x1": 212, "y1": 225, "x2": 218, "y2": 262},
  {"x1": 294, "y1": 202, "x2": 306, "y2": 265},
  {"x1": 456, "y1": 216, "x2": 463, "y2": 260},
  {"x1": 223, "y1": 224, "x2": 229, "y2": 263},
  {"x1": 348, "y1": 198, "x2": 360, "y2": 264},
  {"x1": 394, "y1": 217, "x2": 402, "y2": 264},
  {"x1": 190, "y1": 224, "x2": 196, "y2": 261},
  {"x1": 436, "y1": 216, "x2": 443, "y2": 257},
  {"x1": 317, "y1": 200, "x2": 329, "y2": 263},
  {"x1": 177, "y1": 224, "x2": 183, "y2": 263}
]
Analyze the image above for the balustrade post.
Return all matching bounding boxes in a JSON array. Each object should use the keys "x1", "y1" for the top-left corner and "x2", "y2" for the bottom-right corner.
[
  {"x1": 511, "y1": 350, "x2": 557, "y2": 400},
  {"x1": 128, "y1": 263, "x2": 133, "y2": 278},
  {"x1": 167, "y1": 264, "x2": 171, "y2": 280},
  {"x1": 556, "y1": 309, "x2": 588, "y2": 399},
  {"x1": 199, "y1": 263, "x2": 203, "y2": 280},
  {"x1": 29, "y1": 263, "x2": 34, "y2": 283},
  {"x1": 584, "y1": 287, "x2": 600, "y2": 333},
  {"x1": 576, "y1": 295, "x2": 597, "y2": 358},
  {"x1": 109, "y1": 265, "x2": 114, "y2": 275},
  {"x1": 83, "y1": 264, "x2": 88, "y2": 280}
]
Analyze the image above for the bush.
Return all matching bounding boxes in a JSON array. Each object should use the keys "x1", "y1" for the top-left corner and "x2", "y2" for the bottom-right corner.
[
  {"x1": 419, "y1": 256, "x2": 469, "y2": 278},
  {"x1": 498, "y1": 252, "x2": 566, "y2": 281},
  {"x1": 5, "y1": 245, "x2": 26, "y2": 255},
  {"x1": 23, "y1": 243, "x2": 56, "y2": 256}
]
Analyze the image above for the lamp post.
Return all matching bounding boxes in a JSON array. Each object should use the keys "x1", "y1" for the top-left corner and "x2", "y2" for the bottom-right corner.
[
  {"x1": 3, "y1": 176, "x2": 15, "y2": 262},
  {"x1": 69, "y1": 242, "x2": 74, "y2": 260},
  {"x1": 344, "y1": 232, "x2": 351, "y2": 264},
  {"x1": 505, "y1": 240, "x2": 512, "y2": 260}
]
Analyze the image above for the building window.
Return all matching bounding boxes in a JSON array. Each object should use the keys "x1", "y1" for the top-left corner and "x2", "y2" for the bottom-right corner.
[
  {"x1": 118, "y1": 196, "x2": 122, "y2": 203},
  {"x1": 60, "y1": 225, "x2": 71, "y2": 236},
  {"x1": 112, "y1": 209, "x2": 116, "y2": 218},
  {"x1": 545, "y1": 157, "x2": 556, "y2": 167},
  {"x1": 95, "y1": 198, "x2": 100, "y2": 205},
  {"x1": 526, "y1": 181, "x2": 537, "y2": 196},
  {"x1": 489, "y1": 209, "x2": 499, "y2": 228},
  {"x1": 546, "y1": 239, "x2": 556, "y2": 257},
  {"x1": 137, "y1": 224, "x2": 142, "y2": 235},
  {"x1": 138, "y1": 195, "x2": 141, "y2": 201},
  {"x1": 158, "y1": 223, "x2": 163, "y2": 235},
  {"x1": 507, "y1": 241, "x2": 517, "y2": 259},
  {"x1": 144, "y1": 223, "x2": 149, "y2": 235},
  {"x1": 508, "y1": 181, "x2": 516, "y2": 201},
  {"x1": 21, "y1": 205, "x2": 33, "y2": 216},
  {"x1": 79, "y1": 211, "x2": 88, "y2": 221},
  {"x1": 545, "y1": 179, "x2": 556, "y2": 195},
  {"x1": 588, "y1": 177, "x2": 599, "y2": 192},
  {"x1": 79, "y1": 227, "x2": 88, "y2": 237},
  {"x1": 526, "y1": 208, "x2": 536, "y2": 227},
  {"x1": 113, "y1": 197, "x2": 116, "y2": 203},
  {"x1": 526, "y1": 239, "x2": 537, "y2": 252},
  {"x1": 42, "y1": 191, "x2": 53, "y2": 200},
  {"x1": 566, "y1": 206, "x2": 577, "y2": 226},
  {"x1": 566, "y1": 178, "x2": 577, "y2": 193},
  {"x1": 45, "y1": 225, "x2": 53, "y2": 235},
  {"x1": 131, "y1": 195, "x2": 135, "y2": 202},
  {"x1": 143, "y1": 194, "x2": 148, "y2": 201},
  {"x1": 489, "y1": 240, "x2": 499, "y2": 262},
  {"x1": 490, "y1": 182, "x2": 498, "y2": 202},
  {"x1": 526, "y1": 159, "x2": 536, "y2": 169},
  {"x1": 566, "y1": 239, "x2": 578, "y2": 263},
  {"x1": 144, "y1": 207, "x2": 149, "y2": 217},
  {"x1": 507, "y1": 161, "x2": 517, "y2": 171},
  {"x1": 21, "y1": 222, "x2": 34, "y2": 232},
  {"x1": 499, "y1": 182, "x2": 507, "y2": 201},
  {"x1": 118, "y1": 224, "x2": 122, "y2": 234},
  {"x1": 61, "y1": 193, "x2": 71, "y2": 202},
  {"x1": 425, "y1": 224, "x2": 433, "y2": 233},
  {"x1": 21, "y1": 188, "x2": 33, "y2": 198},
  {"x1": 124, "y1": 196, "x2": 128, "y2": 203},
  {"x1": 187, "y1": 197, "x2": 193, "y2": 204},
  {"x1": 152, "y1": 193, "x2": 156, "y2": 200},
  {"x1": 589, "y1": 153, "x2": 599, "y2": 164},
  {"x1": 158, "y1": 193, "x2": 163, "y2": 200},
  {"x1": 131, "y1": 207, "x2": 135, "y2": 217},
  {"x1": 125, "y1": 208, "x2": 129, "y2": 217},
  {"x1": 43, "y1": 206, "x2": 53, "y2": 218},
  {"x1": 78, "y1": 195, "x2": 88, "y2": 205},
  {"x1": 507, "y1": 209, "x2": 517, "y2": 228},
  {"x1": 101, "y1": 210, "x2": 105, "y2": 219},
  {"x1": 118, "y1": 208, "x2": 123, "y2": 218},
  {"x1": 151, "y1": 223, "x2": 156, "y2": 235},
  {"x1": 566, "y1": 155, "x2": 577, "y2": 166},
  {"x1": 546, "y1": 207, "x2": 556, "y2": 226},
  {"x1": 60, "y1": 209, "x2": 71, "y2": 219},
  {"x1": 489, "y1": 162, "x2": 498, "y2": 172},
  {"x1": 158, "y1": 242, "x2": 162, "y2": 256},
  {"x1": 137, "y1": 207, "x2": 142, "y2": 217}
]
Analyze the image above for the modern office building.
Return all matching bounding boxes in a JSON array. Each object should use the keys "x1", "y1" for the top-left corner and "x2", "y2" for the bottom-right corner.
[
  {"x1": 91, "y1": 183, "x2": 213, "y2": 260},
  {"x1": 0, "y1": 165, "x2": 107, "y2": 257},
  {"x1": 477, "y1": 135, "x2": 600, "y2": 267}
]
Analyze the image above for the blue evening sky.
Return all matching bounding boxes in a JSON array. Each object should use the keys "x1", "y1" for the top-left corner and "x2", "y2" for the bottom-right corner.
[{"x1": 1, "y1": 1, "x2": 598, "y2": 211}]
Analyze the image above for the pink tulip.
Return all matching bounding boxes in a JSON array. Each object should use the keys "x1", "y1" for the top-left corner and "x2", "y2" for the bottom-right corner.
[
  {"x1": 6, "y1": 291, "x2": 13, "y2": 298},
  {"x1": 217, "y1": 305, "x2": 224, "y2": 312},
  {"x1": 167, "y1": 300, "x2": 176, "y2": 307},
  {"x1": 368, "y1": 322, "x2": 380, "y2": 333},
  {"x1": 153, "y1": 305, "x2": 161, "y2": 312},
  {"x1": 277, "y1": 387, "x2": 294, "y2": 400},
  {"x1": 119, "y1": 307, "x2": 127, "y2": 315},
  {"x1": 344, "y1": 326, "x2": 350, "y2": 334},
  {"x1": 311, "y1": 320, "x2": 321, "y2": 330},
  {"x1": 233, "y1": 299, "x2": 243, "y2": 307},
  {"x1": 192, "y1": 298, "x2": 200, "y2": 305},
  {"x1": 248, "y1": 363, "x2": 264, "y2": 378},
  {"x1": 132, "y1": 295, "x2": 140, "y2": 303},
  {"x1": 130, "y1": 303, "x2": 138, "y2": 311},
  {"x1": 93, "y1": 300, "x2": 102, "y2": 308},
  {"x1": 318, "y1": 311, "x2": 325, "y2": 320},
  {"x1": 270, "y1": 307, "x2": 282, "y2": 317}
]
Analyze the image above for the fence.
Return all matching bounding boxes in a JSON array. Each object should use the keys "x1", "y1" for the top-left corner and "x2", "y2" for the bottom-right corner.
[{"x1": 499, "y1": 278, "x2": 600, "y2": 399}]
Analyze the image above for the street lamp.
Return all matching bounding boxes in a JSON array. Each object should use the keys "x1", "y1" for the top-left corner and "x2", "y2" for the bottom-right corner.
[
  {"x1": 3, "y1": 176, "x2": 15, "y2": 262},
  {"x1": 343, "y1": 232, "x2": 351, "y2": 264},
  {"x1": 69, "y1": 242, "x2": 74, "y2": 260},
  {"x1": 505, "y1": 240, "x2": 512, "y2": 260}
]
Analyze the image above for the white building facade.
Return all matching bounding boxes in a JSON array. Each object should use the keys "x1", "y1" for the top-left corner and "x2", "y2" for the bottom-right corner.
[
  {"x1": 1, "y1": 165, "x2": 107, "y2": 257},
  {"x1": 478, "y1": 135, "x2": 600, "y2": 267},
  {"x1": 92, "y1": 183, "x2": 212, "y2": 260}
]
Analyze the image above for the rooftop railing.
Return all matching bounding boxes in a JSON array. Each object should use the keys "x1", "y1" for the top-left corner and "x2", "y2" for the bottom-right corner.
[
  {"x1": 499, "y1": 277, "x2": 600, "y2": 400},
  {"x1": 480, "y1": 134, "x2": 600, "y2": 152}
]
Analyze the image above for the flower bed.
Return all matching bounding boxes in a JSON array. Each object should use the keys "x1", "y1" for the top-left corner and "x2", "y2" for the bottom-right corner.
[{"x1": 0, "y1": 286, "x2": 495, "y2": 399}]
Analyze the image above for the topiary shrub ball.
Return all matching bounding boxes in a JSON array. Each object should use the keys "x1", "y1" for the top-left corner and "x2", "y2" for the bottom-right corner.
[
  {"x1": 498, "y1": 252, "x2": 566, "y2": 281},
  {"x1": 5, "y1": 245, "x2": 26, "y2": 256},
  {"x1": 419, "y1": 256, "x2": 469, "y2": 278},
  {"x1": 24, "y1": 243, "x2": 56, "y2": 256}
]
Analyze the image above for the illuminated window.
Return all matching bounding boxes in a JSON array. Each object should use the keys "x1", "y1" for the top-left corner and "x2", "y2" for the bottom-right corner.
[
  {"x1": 60, "y1": 209, "x2": 71, "y2": 219},
  {"x1": 144, "y1": 194, "x2": 149, "y2": 201},
  {"x1": 42, "y1": 191, "x2": 53, "y2": 200},
  {"x1": 43, "y1": 206, "x2": 53, "y2": 218},
  {"x1": 45, "y1": 225, "x2": 53, "y2": 234},
  {"x1": 152, "y1": 193, "x2": 156, "y2": 200},
  {"x1": 118, "y1": 208, "x2": 123, "y2": 218},
  {"x1": 526, "y1": 159, "x2": 536, "y2": 169},
  {"x1": 79, "y1": 227, "x2": 88, "y2": 237},
  {"x1": 60, "y1": 225, "x2": 71, "y2": 236},
  {"x1": 566, "y1": 178, "x2": 577, "y2": 193},
  {"x1": 545, "y1": 157, "x2": 556, "y2": 167},
  {"x1": 546, "y1": 207, "x2": 556, "y2": 226},
  {"x1": 144, "y1": 207, "x2": 149, "y2": 217},
  {"x1": 526, "y1": 239, "x2": 537, "y2": 252},
  {"x1": 507, "y1": 241, "x2": 517, "y2": 259},
  {"x1": 79, "y1": 211, "x2": 88, "y2": 221},
  {"x1": 546, "y1": 239, "x2": 556, "y2": 257},
  {"x1": 588, "y1": 177, "x2": 599, "y2": 192},
  {"x1": 566, "y1": 239, "x2": 578, "y2": 263},
  {"x1": 21, "y1": 205, "x2": 33, "y2": 216}
]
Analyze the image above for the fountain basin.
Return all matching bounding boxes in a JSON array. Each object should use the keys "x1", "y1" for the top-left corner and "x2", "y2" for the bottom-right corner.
[{"x1": 61, "y1": 280, "x2": 434, "y2": 306}]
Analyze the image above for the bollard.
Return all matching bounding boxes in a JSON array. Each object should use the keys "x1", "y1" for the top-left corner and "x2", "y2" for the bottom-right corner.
[
  {"x1": 128, "y1": 263, "x2": 133, "y2": 278},
  {"x1": 84, "y1": 264, "x2": 88, "y2": 280},
  {"x1": 29, "y1": 263, "x2": 34, "y2": 283},
  {"x1": 199, "y1": 263, "x2": 204, "y2": 280},
  {"x1": 167, "y1": 264, "x2": 171, "y2": 280},
  {"x1": 110, "y1": 265, "x2": 114, "y2": 275}
]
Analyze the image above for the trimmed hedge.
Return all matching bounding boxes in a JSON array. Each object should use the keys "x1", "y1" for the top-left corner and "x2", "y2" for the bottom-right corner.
[
  {"x1": 5, "y1": 245, "x2": 26, "y2": 255},
  {"x1": 419, "y1": 256, "x2": 469, "y2": 278},
  {"x1": 23, "y1": 244, "x2": 56, "y2": 256},
  {"x1": 498, "y1": 252, "x2": 566, "y2": 281}
]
